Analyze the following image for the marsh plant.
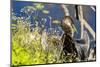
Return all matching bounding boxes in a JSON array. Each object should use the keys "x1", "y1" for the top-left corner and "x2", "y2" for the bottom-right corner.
[{"x1": 12, "y1": 17, "x2": 77, "y2": 65}]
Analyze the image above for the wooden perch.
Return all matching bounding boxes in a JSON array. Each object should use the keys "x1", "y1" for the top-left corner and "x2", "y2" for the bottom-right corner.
[
  {"x1": 77, "y1": 6, "x2": 84, "y2": 39},
  {"x1": 78, "y1": 6, "x2": 95, "y2": 39},
  {"x1": 82, "y1": 19, "x2": 96, "y2": 39},
  {"x1": 61, "y1": 4, "x2": 70, "y2": 16}
]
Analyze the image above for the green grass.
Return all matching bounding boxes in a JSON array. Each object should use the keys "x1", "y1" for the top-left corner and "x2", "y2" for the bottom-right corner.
[{"x1": 11, "y1": 18, "x2": 77, "y2": 66}]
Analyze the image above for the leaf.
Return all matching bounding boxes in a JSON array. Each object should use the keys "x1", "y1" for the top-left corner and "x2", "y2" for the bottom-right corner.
[
  {"x1": 52, "y1": 20, "x2": 60, "y2": 24},
  {"x1": 11, "y1": 24, "x2": 16, "y2": 27},
  {"x1": 42, "y1": 10, "x2": 49, "y2": 14},
  {"x1": 34, "y1": 3, "x2": 44, "y2": 10},
  {"x1": 25, "y1": 6, "x2": 36, "y2": 10}
]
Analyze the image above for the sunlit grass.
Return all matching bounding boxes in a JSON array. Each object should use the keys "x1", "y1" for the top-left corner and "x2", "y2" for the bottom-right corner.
[{"x1": 12, "y1": 20, "x2": 62, "y2": 66}]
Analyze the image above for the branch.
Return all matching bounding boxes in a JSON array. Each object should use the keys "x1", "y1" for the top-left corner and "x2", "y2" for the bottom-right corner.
[
  {"x1": 77, "y1": 6, "x2": 95, "y2": 39},
  {"x1": 61, "y1": 4, "x2": 69, "y2": 16}
]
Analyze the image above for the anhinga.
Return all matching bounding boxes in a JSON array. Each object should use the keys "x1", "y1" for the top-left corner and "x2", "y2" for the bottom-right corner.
[{"x1": 61, "y1": 16, "x2": 78, "y2": 57}]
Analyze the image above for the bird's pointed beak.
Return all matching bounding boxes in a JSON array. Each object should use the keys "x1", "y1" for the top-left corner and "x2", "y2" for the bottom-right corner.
[{"x1": 72, "y1": 24, "x2": 78, "y2": 33}]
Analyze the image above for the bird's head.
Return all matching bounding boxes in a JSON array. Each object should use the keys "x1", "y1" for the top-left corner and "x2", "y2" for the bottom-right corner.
[{"x1": 61, "y1": 16, "x2": 76, "y2": 36}]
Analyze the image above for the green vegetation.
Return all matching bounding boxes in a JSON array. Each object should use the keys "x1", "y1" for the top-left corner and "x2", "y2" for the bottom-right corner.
[
  {"x1": 11, "y1": 19, "x2": 62, "y2": 65},
  {"x1": 11, "y1": 3, "x2": 77, "y2": 66},
  {"x1": 12, "y1": 19, "x2": 77, "y2": 66}
]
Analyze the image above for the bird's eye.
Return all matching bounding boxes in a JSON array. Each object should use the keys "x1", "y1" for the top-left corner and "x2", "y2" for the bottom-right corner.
[
  {"x1": 67, "y1": 22, "x2": 71, "y2": 26},
  {"x1": 64, "y1": 19, "x2": 71, "y2": 27}
]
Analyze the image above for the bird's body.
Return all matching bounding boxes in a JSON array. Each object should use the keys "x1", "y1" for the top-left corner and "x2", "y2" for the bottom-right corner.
[
  {"x1": 62, "y1": 33, "x2": 77, "y2": 56},
  {"x1": 61, "y1": 16, "x2": 78, "y2": 58}
]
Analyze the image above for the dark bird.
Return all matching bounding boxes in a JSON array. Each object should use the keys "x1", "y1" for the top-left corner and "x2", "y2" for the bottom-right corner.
[{"x1": 61, "y1": 16, "x2": 78, "y2": 58}]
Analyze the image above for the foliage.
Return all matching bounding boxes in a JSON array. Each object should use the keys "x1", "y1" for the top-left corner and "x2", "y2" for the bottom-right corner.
[
  {"x1": 12, "y1": 19, "x2": 77, "y2": 66},
  {"x1": 11, "y1": 3, "x2": 78, "y2": 66}
]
